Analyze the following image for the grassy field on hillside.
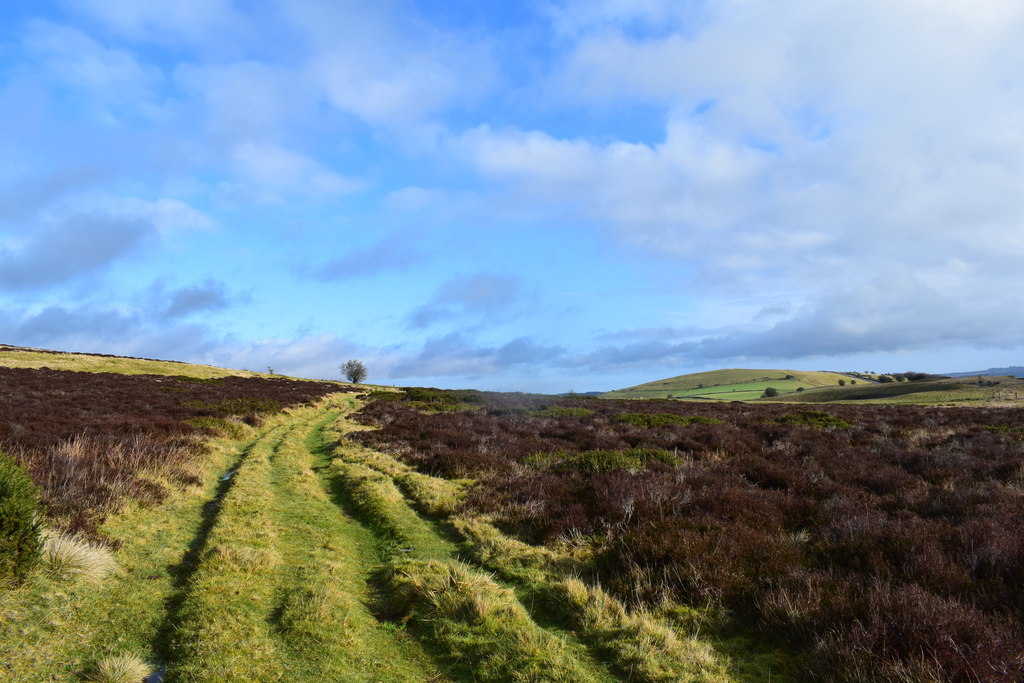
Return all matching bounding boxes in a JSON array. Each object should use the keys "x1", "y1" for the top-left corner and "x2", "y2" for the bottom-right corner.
[
  {"x1": 759, "y1": 375, "x2": 1024, "y2": 405},
  {"x1": 0, "y1": 344, "x2": 262, "y2": 379},
  {"x1": 603, "y1": 368, "x2": 855, "y2": 400}
]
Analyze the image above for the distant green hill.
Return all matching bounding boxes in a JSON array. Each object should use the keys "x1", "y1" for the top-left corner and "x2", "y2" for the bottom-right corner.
[
  {"x1": 602, "y1": 368, "x2": 857, "y2": 401},
  {"x1": 759, "y1": 374, "x2": 1024, "y2": 405}
]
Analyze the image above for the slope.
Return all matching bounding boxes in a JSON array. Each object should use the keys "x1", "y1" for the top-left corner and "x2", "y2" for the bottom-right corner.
[
  {"x1": 603, "y1": 368, "x2": 855, "y2": 400},
  {"x1": 5, "y1": 393, "x2": 727, "y2": 681},
  {"x1": 0, "y1": 343, "x2": 264, "y2": 379}
]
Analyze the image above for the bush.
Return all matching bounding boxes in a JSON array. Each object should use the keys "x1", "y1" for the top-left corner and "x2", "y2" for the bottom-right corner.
[
  {"x1": 613, "y1": 413, "x2": 721, "y2": 428},
  {"x1": 0, "y1": 451, "x2": 43, "y2": 585},
  {"x1": 777, "y1": 410, "x2": 851, "y2": 430}
]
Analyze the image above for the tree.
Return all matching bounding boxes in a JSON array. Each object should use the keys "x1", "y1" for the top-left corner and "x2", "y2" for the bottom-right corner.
[
  {"x1": 762, "y1": 387, "x2": 779, "y2": 397},
  {"x1": 838, "y1": 379, "x2": 846, "y2": 386},
  {"x1": 341, "y1": 359, "x2": 367, "y2": 384}
]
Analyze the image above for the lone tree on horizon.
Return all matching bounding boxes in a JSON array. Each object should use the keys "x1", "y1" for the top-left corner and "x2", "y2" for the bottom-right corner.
[{"x1": 341, "y1": 359, "x2": 367, "y2": 384}]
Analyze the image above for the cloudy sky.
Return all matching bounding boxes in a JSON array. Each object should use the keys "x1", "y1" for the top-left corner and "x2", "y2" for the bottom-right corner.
[{"x1": 1, "y1": 1, "x2": 1022, "y2": 392}]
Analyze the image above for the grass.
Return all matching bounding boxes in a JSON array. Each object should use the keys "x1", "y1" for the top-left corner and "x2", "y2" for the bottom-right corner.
[
  {"x1": 0, "y1": 344, "x2": 263, "y2": 379},
  {"x1": 759, "y1": 375, "x2": 1024, "y2": 405},
  {"x1": 382, "y1": 558, "x2": 609, "y2": 682},
  {"x1": 604, "y1": 369, "x2": 855, "y2": 401},
  {"x1": 90, "y1": 653, "x2": 151, "y2": 683},
  {"x1": 169, "y1": 399, "x2": 447, "y2": 681},
  {"x1": 4, "y1": 377, "x2": 826, "y2": 682},
  {"x1": 40, "y1": 530, "x2": 118, "y2": 581},
  {"x1": 553, "y1": 577, "x2": 728, "y2": 682},
  {"x1": 339, "y1": 430, "x2": 735, "y2": 682},
  {"x1": 0, "y1": 427, "x2": 245, "y2": 681}
]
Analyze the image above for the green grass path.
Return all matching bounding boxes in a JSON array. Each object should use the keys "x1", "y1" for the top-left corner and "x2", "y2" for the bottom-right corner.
[{"x1": 167, "y1": 397, "x2": 445, "y2": 682}]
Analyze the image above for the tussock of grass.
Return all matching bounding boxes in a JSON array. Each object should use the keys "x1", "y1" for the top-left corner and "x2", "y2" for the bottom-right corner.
[
  {"x1": 203, "y1": 543, "x2": 280, "y2": 572},
  {"x1": 278, "y1": 581, "x2": 357, "y2": 646},
  {"x1": 184, "y1": 416, "x2": 251, "y2": 440},
  {"x1": 330, "y1": 460, "x2": 412, "y2": 541},
  {"x1": 383, "y1": 558, "x2": 599, "y2": 682},
  {"x1": 553, "y1": 577, "x2": 728, "y2": 682},
  {"x1": 451, "y1": 515, "x2": 556, "y2": 573},
  {"x1": 90, "y1": 653, "x2": 151, "y2": 683},
  {"x1": 41, "y1": 530, "x2": 117, "y2": 581},
  {"x1": 397, "y1": 470, "x2": 465, "y2": 517}
]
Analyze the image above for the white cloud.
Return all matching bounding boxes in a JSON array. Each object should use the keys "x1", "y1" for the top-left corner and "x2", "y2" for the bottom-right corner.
[
  {"x1": 280, "y1": 0, "x2": 494, "y2": 132},
  {"x1": 22, "y1": 20, "x2": 164, "y2": 115},
  {"x1": 64, "y1": 0, "x2": 239, "y2": 44},
  {"x1": 448, "y1": 0, "x2": 1024, "y2": 360},
  {"x1": 226, "y1": 142, "x2": 363, "y2": 203},
  {"x1": 175, "y1": 61, "x2": 307, "y2": 142}
]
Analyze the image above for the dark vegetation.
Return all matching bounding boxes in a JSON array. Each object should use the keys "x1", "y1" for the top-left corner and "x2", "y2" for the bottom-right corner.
[
  {"x1": 0, "y1": 451, "x2": 42, "y2": 586},
  {"x1": 0, "y1": 367, "x2": 348, "y2": 537},
  {"x1": 354, "y1": 389, "x2": 1024, "y2": 681}
]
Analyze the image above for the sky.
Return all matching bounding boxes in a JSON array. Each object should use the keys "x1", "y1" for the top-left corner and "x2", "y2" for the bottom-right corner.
[{"x1": 1, "y1": 0, "x2": 1023, "y2": 393}]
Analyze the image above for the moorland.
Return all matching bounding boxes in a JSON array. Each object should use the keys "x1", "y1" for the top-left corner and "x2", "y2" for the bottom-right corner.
[{"x1": 1, "y1": 345, "x2": 1022, "y2": 682}]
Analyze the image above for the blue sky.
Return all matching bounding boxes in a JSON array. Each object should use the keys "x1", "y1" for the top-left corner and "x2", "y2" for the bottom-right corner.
[{"x1": 2, "y1": 0, "x2": 1023, "y2": 392}]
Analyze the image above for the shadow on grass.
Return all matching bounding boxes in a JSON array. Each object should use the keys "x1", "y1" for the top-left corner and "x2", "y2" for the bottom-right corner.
[{"x1": 147, "y1": 437, "x2": 260, "y2": 667}]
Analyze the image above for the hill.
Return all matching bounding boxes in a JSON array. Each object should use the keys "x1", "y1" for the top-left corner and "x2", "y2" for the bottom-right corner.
[
  {"x1": 602, "y1": 368, "x2": 857, "y2": 401},
  {"x1": 0, "y1": 343, "x2": 264, "y2": 379},
  {"x1": 759, "y1": 373, "x2": 1024, "y2": 405},
  {"x1": 945, "y1": 366, "x2": 1024, "y2": 378}
]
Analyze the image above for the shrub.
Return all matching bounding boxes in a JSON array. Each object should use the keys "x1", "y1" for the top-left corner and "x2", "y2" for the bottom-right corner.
[
  {"x1": 0, "y1": 451, "x2": 43, "y2": 585},
  {"x1": 531, "y1": 407, "x2": 594, "y2": 418},
  {"x1": 777, "y1": 410, "x2": 851, "y2": 429},
  {"x1": 613, "y1": 413, "x2": 721, "y2": 428},
  {"x1": 568, "y1": 449, "x2": 679, "y2": 473}
]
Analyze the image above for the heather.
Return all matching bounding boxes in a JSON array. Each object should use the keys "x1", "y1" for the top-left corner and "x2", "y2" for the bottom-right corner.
[
  {"x1": 0, "y1": 366, "x2": 348, "y2": 535},
  {"x1": 353, "y1": 390, "x2": 1024, "y2": 681}
]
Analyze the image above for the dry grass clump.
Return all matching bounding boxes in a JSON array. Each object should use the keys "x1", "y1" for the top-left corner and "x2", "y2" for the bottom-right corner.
[
  {"x1": 383, "y1": 559, "x2": 598, "y2": 682},
  {"x1": 554, "y1": 577, "x2": 726, "y2": 682},
  {"x1": 41, "y1": 530, "x2": 117, "y2": 581},
  {"x1": 90, "y1": 654, "x2": 151, "y2": 683},
  {"x1": 397, "y1": 470, "x2": 465, "y2": 517},
  {"x1": 451, "y1": 515, "x2": 556, "y2": 574}
]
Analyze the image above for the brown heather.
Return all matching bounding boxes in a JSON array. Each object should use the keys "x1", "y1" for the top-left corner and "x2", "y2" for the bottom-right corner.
[
  {"x1": 353, "y1": 390, "x2": 1024, "y2": 682},
  {"x1": 0, "y1": 366, "x2": 351, "y2": 536}
]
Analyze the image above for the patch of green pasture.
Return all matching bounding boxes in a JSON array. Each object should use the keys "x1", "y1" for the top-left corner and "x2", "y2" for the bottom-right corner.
[
  {"x1": 758, "y1": 379, "x2": 1014, "y2": 405},
  {"x1": 604, "y1": 368, "x2": 850, "y2": 399}
]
